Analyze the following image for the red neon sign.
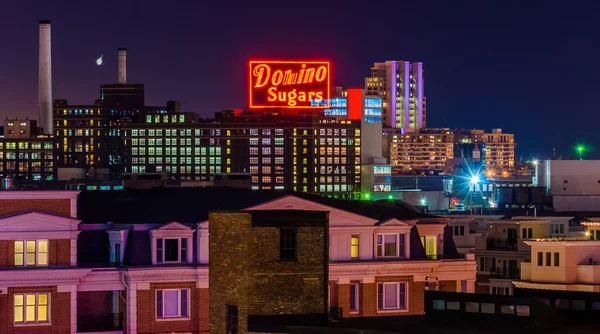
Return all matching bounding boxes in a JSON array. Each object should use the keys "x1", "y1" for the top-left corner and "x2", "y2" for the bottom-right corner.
[{"x1": 249, "y1": 60, "x2": 330, "y2": 109}]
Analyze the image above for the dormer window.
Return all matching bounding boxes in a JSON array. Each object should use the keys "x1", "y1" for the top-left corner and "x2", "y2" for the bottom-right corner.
[
  {"x1": 376, "y1": 234, "x2": 405, "y2": 258},
  {"x1": 156, "y1": 238, "x2": 187, "y2": 263}
]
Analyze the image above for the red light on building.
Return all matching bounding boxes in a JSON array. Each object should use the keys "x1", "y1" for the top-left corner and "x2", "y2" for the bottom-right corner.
[
  {"x1": 249, "y1": 60, "x2": 330, "y2": 109},
  {"x1": 347, "y1": 88, "x2": 363, "y2": 121}
]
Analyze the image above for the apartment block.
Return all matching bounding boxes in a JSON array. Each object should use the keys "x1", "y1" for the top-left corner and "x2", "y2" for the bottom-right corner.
[
  {"x1": 474, "y1": 216, "x2": 585, "y2": 295},
  {"x1": 484, "y1": 129, "x2": 515, "y2": 173}
]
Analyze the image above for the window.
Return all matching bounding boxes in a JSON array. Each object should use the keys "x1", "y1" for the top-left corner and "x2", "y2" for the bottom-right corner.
[
  {"x1": 376, "y1": 234, "x2": 405, "y2": 258},
  {"x1": 156, "y1": 238, "x2": 187, "y2": 263},
  {"x1": 351, "y1": 235, "x2": 359, "y2": 259},
  {"x1": 15, "y1": 240, "x2": 48, "y2": 266},
  {"x1": 481, "y1": 303, "x2": 495, "y2": 314},
  {"x1": 554, "y1": 252, "x2": 560, "y2": 267},
  {"x1": 280, "y1": 227, "x2": 297, "y2": 262},
  {"x1": 156, "y1": 289, "x2": 188, "y2": 319},
  {"x1": 516, "y1": 305, "x2": 530, "y2": 316},
  {"x1": 522, "y1": 228, "x2": 532, "y2": 239},
  {"x1": 432, "y1": 299, "x2": 445, "y2": 310},
  {"x1": 226, "y1": 305, "x2": 238, "y2": 334},
  {"x1": 14, "y1": 293, "x2": 48, "y2": 324},
  {"x1": 537, "y1": 252, "x2": 543, "y2": 266},
  {"x1": 447, "y1": 301, "x2": 460, "y2": 310},
  {"x1": 349, "y1": 283, "x2": 359, "y2": 313},
  {"x1": 465, "y1": 302, "x2": 479, "y2": 313},
  {"x1": 377, "y1": 282, "x2": 407, "y2": 311},
  {"x1": 546, "y1": 252, "x2": 551, "y2": 266},
  {"x1": 501, "y1": 305, "x2": 515, "y2": 314}
]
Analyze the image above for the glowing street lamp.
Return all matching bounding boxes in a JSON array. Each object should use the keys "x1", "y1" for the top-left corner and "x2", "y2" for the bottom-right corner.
[
  {"x1": 577, "y1": 146, "x2": 585, "y2": 160},
  {"x1": 470, "y1": 175, "x2": 480, "y2": 184}
]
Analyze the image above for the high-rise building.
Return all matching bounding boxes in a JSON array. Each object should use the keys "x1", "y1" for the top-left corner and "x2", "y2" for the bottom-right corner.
[
  {"x1": 122, "y1": 114, "x2": 362, "y2": 196},
  {"x1": 365, "y1": 61, "x2": 425, "y2": 130},
  {"x1": 484, "y1": 129, "x2": 515, "y2": 174},
  {"x1": 0, "y1": 119, "x2": 54, "y2": 182}
]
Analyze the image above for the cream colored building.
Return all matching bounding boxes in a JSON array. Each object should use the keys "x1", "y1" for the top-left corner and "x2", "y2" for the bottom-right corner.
[
  {"x1": 484, "y1": 128, "x2": 515, "y2": 174},
  {"x1": 390, "y1": 129, "x2": 454, "y2": 174}
]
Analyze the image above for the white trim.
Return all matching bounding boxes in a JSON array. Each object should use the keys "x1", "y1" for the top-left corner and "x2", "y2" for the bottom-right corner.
[
  {"x1": 349, "y1": 283, "x2": 359, "y2": 313},
  {"x1": 0, "y1": 190, "x2": 79, "y2": 200},
  {"x1": 156, "y1": 288, "x2": 190, "y2": 320},
  {"x1": 375, "y1": 233, "x2": 406, "y2": 258},
  {"x1": 13, "y1": 292, "x2": 51, "y2": 325},
  {"x1": 14, "y1": 240, "x2": 49, "y2": 267},
  {"x1": 377, "y1": 282, "x2": 408, "y2": 312}
]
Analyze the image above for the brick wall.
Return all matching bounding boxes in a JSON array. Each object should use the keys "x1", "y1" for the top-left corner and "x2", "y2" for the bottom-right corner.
[
  {"x1": 77, "y1": 291, "x2": 113, "y2": 316},
  {"x1": 329, "y1": 277, "x2": 427, "y2": 317},
  {"x1": 49, "y1": 239, "x2": 71, "y2": 266},
  {"x1": 136, "y1": 281, "x2": 207, "y2": 334},
  {"x1": 0, "y1": 240, "x2": 14, "y2": 267},
  {"x1": 0, "y1": 240, "x2": 71, "y2": 267},
  {"x1": 0, "y1": 199, "x2": 70, "y2": 217},
  {"x1": 0, "y1": 286, "x2": 70, "y2": 334},
  {"x1": 209, "y1": 211, "x2": 328, "y2": 334}
]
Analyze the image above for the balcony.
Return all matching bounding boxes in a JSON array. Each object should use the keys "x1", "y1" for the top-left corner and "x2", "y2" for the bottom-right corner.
[
  {"x1": 77, "y1": 313, "x2": 123, "y2": 332},
  {"x1": 486, "y1": 238, "x2": 518, "y2": 251},
  {"x1": 489, "y1": 267, "x2": 520, "y2": 279}
]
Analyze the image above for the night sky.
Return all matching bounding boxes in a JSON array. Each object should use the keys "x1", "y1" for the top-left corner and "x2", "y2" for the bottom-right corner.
[{"x1": 1, "y1": 0, "x2": 599, "y2": 160}]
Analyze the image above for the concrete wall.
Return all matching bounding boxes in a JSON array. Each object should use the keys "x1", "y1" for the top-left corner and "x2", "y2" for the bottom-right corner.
[{"x1": 540, "y1": 160, "x2": 600, "y2": 196}]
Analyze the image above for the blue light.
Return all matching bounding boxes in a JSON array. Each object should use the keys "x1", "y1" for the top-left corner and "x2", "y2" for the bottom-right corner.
[
  {"x1": 364, "y1": 117, "x2": 382, "y2": 123},
  {"x1": 113, "y1": 186, "x2": 124, "y2": 190},
  {"x1": 365, "y1": 98, "x2": 382, "y2": 108},
  {"x1": 470, "y1": 175, "x2": 480, "y2": 184},
  {"x1": 324, "y1": 108, "x2": 347, "y2": 116},
  {"x1": 99, "y1": 186, "x2": 111, "y2": 191},
  {"x1": 364, "y1": 108, "x2": 382, "y2": 116}
]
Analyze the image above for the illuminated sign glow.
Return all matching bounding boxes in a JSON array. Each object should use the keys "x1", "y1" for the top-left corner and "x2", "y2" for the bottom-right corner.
[{"x1": 249, "y1": 61, "x2": 330, "y2": 109}]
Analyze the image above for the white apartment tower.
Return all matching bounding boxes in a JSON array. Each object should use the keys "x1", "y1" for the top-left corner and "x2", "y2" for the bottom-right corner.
[{"x1": 365, "y1": 61, "x2": 425, "y2": 130}]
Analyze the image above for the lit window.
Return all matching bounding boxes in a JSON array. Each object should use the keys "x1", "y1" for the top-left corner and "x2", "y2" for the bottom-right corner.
[
  {"x1": 156, "y1": 289, "x2": 189, "y2": 319},
  {"x1": 377, "y1": 282, "x2": 407, "y2": 311},
  {"x1": 350, "y1": 235, "x2": 359, "y2": 259},
  {"x1": 14, "y1": 240, "x2": 48, "y2": 266},
  {"x1": 14, "y1": 293, "x2": 48, "y2": 324}
]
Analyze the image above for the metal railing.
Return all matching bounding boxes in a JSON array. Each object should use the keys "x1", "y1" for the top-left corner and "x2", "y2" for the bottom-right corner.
[
  {"x1": 77, "y1": 313, "x2": 123, "y2": 332},
  {"x1": 486, "y1": 238, "x2": 518, "y2": 251},
  {"x1": 489, "y1": 268, "x2": 520, "y2": 279}
]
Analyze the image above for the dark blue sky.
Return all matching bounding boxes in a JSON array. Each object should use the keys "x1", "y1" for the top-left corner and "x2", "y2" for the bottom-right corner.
[{"x1": 1, "y1": 0, "x2": 599, "y2": 160}]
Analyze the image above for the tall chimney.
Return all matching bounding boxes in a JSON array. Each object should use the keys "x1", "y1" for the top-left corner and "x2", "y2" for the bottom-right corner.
[
  {"x1": 38, "y1": 20, "x2": 53, "y2": 134},
  {"x1": 118, "y1": 48, "x2": 126, "y2": 84}
]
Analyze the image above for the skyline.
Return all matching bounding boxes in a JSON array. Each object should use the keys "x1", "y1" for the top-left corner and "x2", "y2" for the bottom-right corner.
[{"x1": 1, "y1": 0, "x2": 599, "y2": 160}]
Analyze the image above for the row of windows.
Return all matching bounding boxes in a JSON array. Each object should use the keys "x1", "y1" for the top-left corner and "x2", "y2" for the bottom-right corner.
[
  {"x1": 431, "y1": 299, "x2": 530, "y2": 316},
  {"x1": 131, "y1": 147, "x2": 222, "y2": 157},
  {"x1": 131, "y1": 157, "x2": 222, "y2": 165},
  {"x1": 130, "y1": 165, "x2": 222, "y2": 174},
  {"x1": 0, "y1": 142, "x2": 53, "y2": 150},
  {"x1": 537, "y1": 252, "x2": 560, "y2": 267}
]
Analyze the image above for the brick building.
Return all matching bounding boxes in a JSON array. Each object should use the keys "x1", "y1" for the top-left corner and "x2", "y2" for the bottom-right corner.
[{"x1": 208, "y1": 210, "x2": 329, "y2": 333}]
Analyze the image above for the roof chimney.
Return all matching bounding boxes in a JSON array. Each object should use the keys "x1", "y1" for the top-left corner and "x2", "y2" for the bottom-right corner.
[
  {"x1": 118, "y1": 48, "x2": 126, "y2": 84},
  {"x1": 38, "y1": 20, "x2": 53, "y2": 134}
]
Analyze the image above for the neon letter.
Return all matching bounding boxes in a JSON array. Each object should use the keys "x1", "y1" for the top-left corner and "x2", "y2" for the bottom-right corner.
[
  {"x1": 253, "y1": 64, "x2": 271, "y2": 88},
  {"x1": 308, "y1": 91, "x2": 316, "y2": 101},
  {"x1": 303, "y1": 68, "x2": 315, "y2": 83},
  {"x1": 267, "y1": 87, "x2": 277, "y2": 101},
  {"x1": 283, "y1": 70, "x2": 298, "y2": 85},
  {"x1": 315, "y1": 66, "x2": 327, "y2": 82},
  {"x1": 315, "y1": 92, "x2": 323, "y2": 100},
  {"x1": 298, "y1": 91, "x2": 307, "y2": 102},
  {"x1": 288, "y1": 89, "x2": 298, "y2": 106},
  {"x1": 272, "y1": 70, "x2": 283, "y2": 86},
  {"x1": 298, "y1": 64, "x2": 306, "y2": 83}
]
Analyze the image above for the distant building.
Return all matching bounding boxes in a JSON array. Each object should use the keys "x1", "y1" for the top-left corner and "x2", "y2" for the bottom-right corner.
[
  {"x1": 537, "y1": 160, "x2": 600, "y2": 212},
  {"x1": 365, "y1": 61, "x2": 425, "y2": 130},
  {"x1": 390, "y1": 128, "x2": 455, "y2": 175},
  {"x1": 473, "y1": 216, "x2": 585, "y2": 295},
  {"x1": 484, "y1": 129, "x2": 515, "y2": 174},
  {"x1": 208, "y1": 209, "x2": 329, "y2": 333},
  {"x1": 0, "y1": 118, "x2": 54, "y2": 183}
]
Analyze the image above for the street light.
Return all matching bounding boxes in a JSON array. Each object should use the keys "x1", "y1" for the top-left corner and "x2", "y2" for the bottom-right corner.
[{"x1": 577, "y1": 146, "x2": 584, "y2": 160}]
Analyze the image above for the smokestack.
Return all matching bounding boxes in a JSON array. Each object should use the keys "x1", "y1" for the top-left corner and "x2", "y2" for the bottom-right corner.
[
  {"x1": 38, "y1": 20, "x2": 53, "y2": 135},
  {"x1": 118, "y1": 48, "x2": 126, "y2": 84}
]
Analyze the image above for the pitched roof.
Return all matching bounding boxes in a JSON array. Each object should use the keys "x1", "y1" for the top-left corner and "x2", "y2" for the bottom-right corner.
[{"x1": 77, "y1": 188, "x2": 432, "y2": 224}]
